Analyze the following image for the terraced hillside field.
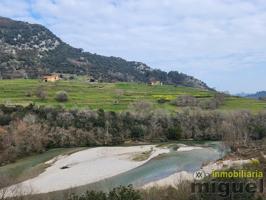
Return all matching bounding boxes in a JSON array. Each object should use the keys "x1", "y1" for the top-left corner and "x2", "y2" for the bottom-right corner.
[{"x1": 0, "y1": 79, "x2": 265, "y2": 112}]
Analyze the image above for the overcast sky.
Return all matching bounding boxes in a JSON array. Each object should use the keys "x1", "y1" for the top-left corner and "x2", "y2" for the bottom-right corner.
[{"x1": 1, "y1": 0, "x2": 266, "y2": 93}]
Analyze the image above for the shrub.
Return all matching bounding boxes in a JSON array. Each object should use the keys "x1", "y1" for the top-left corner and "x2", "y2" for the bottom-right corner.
[
  {"x1": 130, "y1": 101, "x2": 153, "y2": 114},
  {"x1": 35, "y1": 87, "x2": 47, "y2": 100},
  {"x1": 55, "y1": 91, "x2": 69, "y2": 102},
  {"x1": 0, "y1": 126, "x2": 6, "y2": 135},
  {"x1": 157, "y1": 98, "x2": 169, "y2": 104},
  {"x1": 0, "y1": 114, "x2": 12, "y2": 125},
  {"x1": 167, "y1": 127, "x2": 182, "y2": 140},
  {"x1": 170, "y1": 93, "x2": 225, "y2": 110},
  {"x1": 170, "y1": 95, "x2": 198, "y2": 107},
  {"x1": 250, "y1": 158, "x2": 260, "y2": 166},
  {"x1": 259, "y1": 97, "x2": 266, "y2": 101},
  {"x1": 131, "y1": 126, "x2": 145, "y2": 139},
  {"x1": 142, "y1": 182, "x2": 191, "y2": 200},
  {"x1": 67, "y1": 185, "x2": 142, "y2": 200},
  {"x1": 199, "y1": 99, "x2": 218, "y2": 110},
  {"x1": 68, "y1": 190, "x2": 107, "y2": 200},
  {"x1": 25, "y1": 90, "x2": 33, "y2": 97},
  {"x1": 109, "y1": 185, "x2": 142, "y2": 200}
]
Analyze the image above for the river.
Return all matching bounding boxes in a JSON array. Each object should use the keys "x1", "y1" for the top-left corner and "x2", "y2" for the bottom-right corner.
[{"x1": 76, "y1": 141, "x2": 227, "y2": 192}]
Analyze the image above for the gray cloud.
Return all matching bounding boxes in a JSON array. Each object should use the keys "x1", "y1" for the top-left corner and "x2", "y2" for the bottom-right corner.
[{"x1": 1, "y1": 0, "x2": 266, "y2": 93}]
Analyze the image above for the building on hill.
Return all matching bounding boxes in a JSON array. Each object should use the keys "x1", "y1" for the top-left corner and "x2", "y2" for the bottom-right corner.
[
  {"x1": 87, "y1": 76, "x2": 97, "y2": 83},
  {"x1": 149, "y1": 80, "x2": 163, "y2": 86},
  {"x1": 42, "y1": 74, "x2": 60, "y2": 82}
]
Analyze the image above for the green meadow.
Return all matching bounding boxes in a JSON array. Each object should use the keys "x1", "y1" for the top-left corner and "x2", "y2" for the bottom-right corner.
[{"x1": 0, "y1": 79, "x2": 265, "y2": 112}]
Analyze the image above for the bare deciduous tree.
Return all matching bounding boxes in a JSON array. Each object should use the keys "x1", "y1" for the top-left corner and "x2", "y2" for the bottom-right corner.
[
  {"x1": 35, "y1": 86, "x2": 47, "y2": 100},
  {"x1": 114, "y1": 89, "x2": 124, "y2": 104}
]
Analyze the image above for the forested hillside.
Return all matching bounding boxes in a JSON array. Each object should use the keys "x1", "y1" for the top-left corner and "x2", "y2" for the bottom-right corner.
[{"x1": 0, "y1": 16, "x2": 209, "y2": 89}]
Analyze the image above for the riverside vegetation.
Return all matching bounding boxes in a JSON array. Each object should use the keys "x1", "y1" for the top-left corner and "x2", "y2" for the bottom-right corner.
[
  {"x1": 0, "y1": 82, "x2": 266, "y2": 200},
  {"x1": 0, "y1": 102, "x2": 265, "y2": 166},
  {"x1": 1, "y1": 106, "x2": 266, "y2": 200}
]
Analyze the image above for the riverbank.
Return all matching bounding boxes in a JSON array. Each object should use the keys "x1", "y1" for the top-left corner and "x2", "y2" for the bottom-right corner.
[
  {"x1": 2, "y1": 145, "x2": 169, "y2": 197},
  {"x1": 142, "y1": 158, "x2": 255, "y2": 189}
]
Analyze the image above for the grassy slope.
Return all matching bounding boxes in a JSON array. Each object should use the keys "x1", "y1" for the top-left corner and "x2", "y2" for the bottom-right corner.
[{"x1": 0, "y1": 79, "x2": 265, "y2": 112}]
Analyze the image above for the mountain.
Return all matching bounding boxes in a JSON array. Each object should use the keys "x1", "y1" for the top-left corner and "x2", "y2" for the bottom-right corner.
[
  {"x1": 235, "y1": 92, "x2": 249, "y2": 97},
  {"x1": 0, "y1": 16, "x2": 210, "y2": 89},
  {"x1": 245, "y1": 91, "x2": 266, "y2": 100}
]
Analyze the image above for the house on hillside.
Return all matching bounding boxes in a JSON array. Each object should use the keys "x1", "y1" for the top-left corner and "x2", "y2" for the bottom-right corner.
[
  {"x1": 149, "y1": 80, "x2": 163, "y2": 86},
  {"x1": 87, "y1": 76, "x2": 96, "y2": 83},
  {"x1": 42, "y1": 74, "x2": 60, "y2": 82}
]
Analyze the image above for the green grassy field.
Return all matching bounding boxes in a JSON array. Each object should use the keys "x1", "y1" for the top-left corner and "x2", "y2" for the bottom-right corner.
[{"x1": 0, "y1": 79, "x2": 265, "y2": 112}]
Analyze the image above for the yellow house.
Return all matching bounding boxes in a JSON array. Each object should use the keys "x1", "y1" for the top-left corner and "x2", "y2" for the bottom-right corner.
[
  {"x1": 149, "y1": 80, "x2": 163, "y2": 86},
  {"x1": 42, "y1": 74, "x2": 60, "y2": 82}
]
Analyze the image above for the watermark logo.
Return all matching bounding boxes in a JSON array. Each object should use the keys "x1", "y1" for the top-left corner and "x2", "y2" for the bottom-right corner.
[
  {"x1": 191, "y1": 169, "x2": 264, "y2": 199},
  {"x1": 211, "y1": 170, "x2": 263, "y2": 179},
  {"x1": 193, "y1": 170, "x2": 206, "y2": 181}
]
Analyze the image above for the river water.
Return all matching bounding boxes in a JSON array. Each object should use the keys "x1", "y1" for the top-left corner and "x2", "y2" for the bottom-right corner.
[{"x1": 80, "y1": 141, "x2": 227, "y2": 192}]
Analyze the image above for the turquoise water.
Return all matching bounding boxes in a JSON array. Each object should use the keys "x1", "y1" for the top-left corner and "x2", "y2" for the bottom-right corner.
[{"x1": 83, "y1": 142, "x2": 226, "y2": 191}]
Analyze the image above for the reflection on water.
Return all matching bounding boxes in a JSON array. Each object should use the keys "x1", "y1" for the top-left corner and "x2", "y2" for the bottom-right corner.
[{"x1": 83, "y1": 141, "x2": 226, "y2": 192}]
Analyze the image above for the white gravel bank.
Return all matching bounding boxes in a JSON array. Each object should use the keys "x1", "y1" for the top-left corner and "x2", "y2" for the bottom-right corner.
[{"x1": 3, "y1": 145, "x2": 169, "y2": 196}]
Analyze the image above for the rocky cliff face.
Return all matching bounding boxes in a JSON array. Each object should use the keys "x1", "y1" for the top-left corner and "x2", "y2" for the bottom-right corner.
[{"x1": 0, "y1": 16, "x2": 210, "y2": 90}]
